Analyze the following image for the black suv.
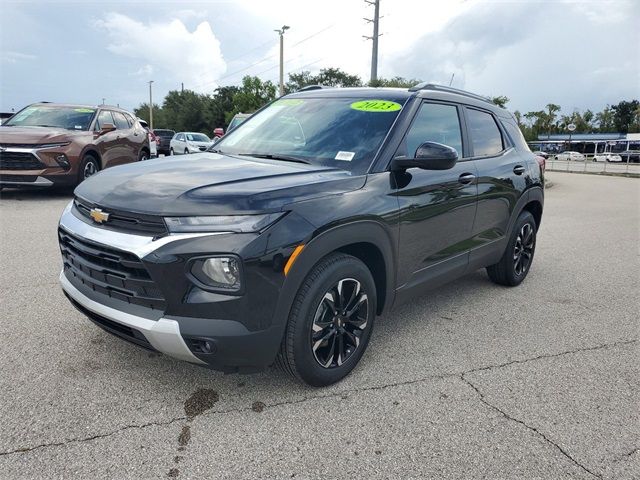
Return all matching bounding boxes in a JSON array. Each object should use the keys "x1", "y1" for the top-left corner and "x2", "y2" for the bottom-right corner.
[
  {"x1": 58, "y1": 84, "x2": 543, "y2": 386},
  {"x1": 152, "y1": 129, "x2": 176, "y2": 156}
]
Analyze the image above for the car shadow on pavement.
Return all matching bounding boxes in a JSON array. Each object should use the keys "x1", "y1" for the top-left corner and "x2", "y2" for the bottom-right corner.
[{"x1": 0, "y1": 187, "x2": 74, "y2": 200}]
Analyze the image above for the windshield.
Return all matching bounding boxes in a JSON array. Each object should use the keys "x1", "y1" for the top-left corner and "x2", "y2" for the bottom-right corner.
[
  {"x1": 213, "y1": 97, "x2": 405, "y2": 173},
  {"x1": 186, "y1": 133, "x2": 211, "y2": 142},
  {"x1": 228, "y1": 116, "x2": 248, "y2": 131},
  {"x1": 4, "y1": 105, "x2": 96, "y2": 130}
]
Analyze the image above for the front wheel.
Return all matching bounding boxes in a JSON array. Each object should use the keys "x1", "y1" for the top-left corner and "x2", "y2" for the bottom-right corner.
[
  {"x1": 170, "y1": 148, "x2": 174, "y2": 156},
  {"x1": 78, "y1": 154, "x2": 99, "y2": 184},
  {"x1": 276, "y1": 253, "x2": 376, "y2": 387},
  {"x1": 487, "y1": 210, "x2": 537, "y2": 286},
  {"x1": 138, "y1": 150, "x2": 149, "y2": 161},
  {"x1": 184, "y1": 148, "x2": 189, "y2": 155}
]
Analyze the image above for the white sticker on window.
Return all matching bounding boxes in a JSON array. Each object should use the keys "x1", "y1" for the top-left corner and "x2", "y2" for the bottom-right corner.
[{"x1": 335, "y1": 151, "x2": 355, "y2": 161}]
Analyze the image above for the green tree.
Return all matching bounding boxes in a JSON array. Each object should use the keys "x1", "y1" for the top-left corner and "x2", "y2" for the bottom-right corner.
[
  {"x1": 133, "y1": 103, "x2": 167, "y2": 128},
  {"x1": 595, "y1": 105, "x2": 614, "y2": 132},
  {"x1": 491, "y1": 96, "x2": 509, "y2": 108},
  {"x1": 611, "y1": 100, "x2": 640, "y2": 133},
  {"x1": 370, "y1": 76, "x2": 421, "y2": 88},
  {"x1": 228, "y1": 76, "x2": 277, "y2": 123},
  {"x1": 208, "y1": 86, "x2": 240, "y2": 129},
  {"x1": 162, "y1": 90, "x2": 212, "y2": 133},
  {"x1": 284, "y1": 68, "x2": 363, "y2": 93}
]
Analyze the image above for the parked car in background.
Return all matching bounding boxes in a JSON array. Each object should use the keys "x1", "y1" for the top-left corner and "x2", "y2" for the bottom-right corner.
[
  {"x1": 0, "y1": 103, "x2": 150, "y2": 188},
  {"x1": 153, "y1": 129, "x2": 176, "y2": 155},
  {"x1": 213, "y1": 113, "x2": 251, "y2": 139},
  {"x1": 619, "y1": 150, "x2": 640, "y2": 163},
  {"x1": 593, "y1": 153, "x2": 622, "y2": 162},
  {"x1": 170, "y1": 132, "x2": 213, "y2": 155},
  {"x1": 555, "y1": 151, "x2": 585, "y2": 161},
  {"x1": 138, "y1": 119, "x2": 157, "y2": 158},
  {"x1": 0, "y1": 112, "x2": 13, "y2": 125},
  {"x1": 532, "y1": 150, "x2": 550, "y2": 159}
]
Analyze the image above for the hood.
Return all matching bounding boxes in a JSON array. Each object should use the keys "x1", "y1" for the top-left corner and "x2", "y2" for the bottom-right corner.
[
  {"x1": 0, "y1": 125, "x2": 84, "y2": 145},
  {"x1": 75, "y1": 153, "x2": 366, "y2": 216},
  {"x1": 187, "y1": 141, "x2": 212, "y2": 147}
]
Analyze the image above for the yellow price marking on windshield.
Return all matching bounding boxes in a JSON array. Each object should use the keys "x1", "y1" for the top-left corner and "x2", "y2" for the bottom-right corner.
[
  {"x1": 275, "y1": 99, "x2": 304, "y2": 106},
  {"x1": 350, "y1": 100, "x2": 402, "y2": 112},
  {"x1": 74, "y1": 108, "x2": 95, "y2": 113}
]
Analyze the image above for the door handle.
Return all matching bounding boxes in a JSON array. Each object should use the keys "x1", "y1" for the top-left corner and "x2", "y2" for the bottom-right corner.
[
  {"x1": 458, "y1": 173, "x2": 476, "y2": 184},
  {"x1": 513, "y1": 165, "x2": 526, "y2": 175}
]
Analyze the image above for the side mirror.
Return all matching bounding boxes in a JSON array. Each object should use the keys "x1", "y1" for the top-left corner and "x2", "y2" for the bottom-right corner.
[
  {"x1": 99, "y1": 123, "x2": 116, "y2": 135},
  {"x1": 213, "y1": 127, "x2": 224, "y2": 138},
  {"x1": 391, "y1": 141, "x2": 458, "y2": 171}
]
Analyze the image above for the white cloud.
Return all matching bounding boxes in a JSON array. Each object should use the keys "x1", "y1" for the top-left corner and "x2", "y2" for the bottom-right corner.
[
  {"x1": 95, "y1": 13, "x2": 226, "y2": 92},
  {"x1": 1, "y1": 51, "x2": 37, "y2": 63}
]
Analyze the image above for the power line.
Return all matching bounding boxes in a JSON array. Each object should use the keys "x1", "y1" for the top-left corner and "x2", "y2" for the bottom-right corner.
[{"x1": 191, "y1": 24, "x2": 336, "y2": 91}]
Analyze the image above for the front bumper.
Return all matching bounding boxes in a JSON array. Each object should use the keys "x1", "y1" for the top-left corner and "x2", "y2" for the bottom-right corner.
[
  {"x1": 57, "y1": 200, "x2": 309, "y2": 371},
  {"x1": 60, "y1": 270, "x2": 205, "y2": 364}
]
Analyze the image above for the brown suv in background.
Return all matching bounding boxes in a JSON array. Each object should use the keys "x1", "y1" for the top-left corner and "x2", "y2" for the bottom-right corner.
[{"x1": 0, "y1": 103, "x2": 150, "y2": 188}]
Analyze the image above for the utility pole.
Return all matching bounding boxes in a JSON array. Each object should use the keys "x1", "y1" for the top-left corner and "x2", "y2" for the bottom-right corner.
[
  {"x1": 101, "y1": 98, "x2": 105, "y2": 105},
  {"x1": 274, "y1": 25, "x2": 290, "y2": 96},
  {"x1": 181, "y1": 82, "x2": 184, "y2": 93},
  {"x1": 148, "y1": 80, "x2": 154, "y2": 129},
  {"x1": 364, "y1": 0, "x2": 381, "y2": 84}
]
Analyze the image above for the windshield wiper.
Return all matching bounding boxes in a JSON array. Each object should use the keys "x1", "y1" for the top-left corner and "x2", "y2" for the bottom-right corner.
[{"x1": 237, "y1": 153, "x2": 311, "y2": 165}]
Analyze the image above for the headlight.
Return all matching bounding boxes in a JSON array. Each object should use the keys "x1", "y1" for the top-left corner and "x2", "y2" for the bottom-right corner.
[
  {"x1": 190, "y1": 256, "x2": 242, "y2": 293},
  {"x1": 165, "y1": 213, "x2": 284, "y2": 233}
]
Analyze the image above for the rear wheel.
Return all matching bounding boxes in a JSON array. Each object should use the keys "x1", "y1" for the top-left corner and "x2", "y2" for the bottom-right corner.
[
  {"x1": 138, "y1": 149, "x2": 149, "y2": 161},
  {"x1": 276, "y1": 253, "x2": 376, "y2": 386},
  {"x1": 78, "y1": 154, "x2": 99, "y2": 184},
  {"x1": 487, "y1": 210, "x2": 537, "y2": 286},
  {"x1": 184, "y1": 148, "x2": 189, "y2": 155}
]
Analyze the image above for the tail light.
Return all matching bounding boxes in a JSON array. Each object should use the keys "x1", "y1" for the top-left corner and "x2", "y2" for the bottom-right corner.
[{"x1": 535, "y1": 155, "x2": 546, "y2": 173}]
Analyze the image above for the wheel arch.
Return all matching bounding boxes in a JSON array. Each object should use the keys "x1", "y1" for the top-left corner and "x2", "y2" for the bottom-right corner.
[
  {"x1": 273, "y1": 220, "x2": 396, "y2": 330},
  {"x1": 80, "y1": 147, "x2": 102, "y2": 170},
  {"x1": 506, "y1": 186, "x2": 544, "y2": 235}
]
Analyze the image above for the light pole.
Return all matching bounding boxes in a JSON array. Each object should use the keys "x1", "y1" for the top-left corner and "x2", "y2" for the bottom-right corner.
[
  {"x1": 148, "y1": 80, "x2": 154, "y2": 129},
  {"x1": 274, "y1": 25, "x2": 290, "y2": 96}
]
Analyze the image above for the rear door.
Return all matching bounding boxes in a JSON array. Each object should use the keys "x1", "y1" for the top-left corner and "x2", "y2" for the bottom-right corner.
[
  {"x1": 111, "y1": 111, "x2": 137, "y2": 164},
  {"x1": 94, "y1": 110, "x2": 120, "y2": 168},
  {"x1": 465, "y1": 107, "x2": 531, "y2": 270},
  {"x1": 394, "y1": 101, "x2": 479, "y2": 296}
]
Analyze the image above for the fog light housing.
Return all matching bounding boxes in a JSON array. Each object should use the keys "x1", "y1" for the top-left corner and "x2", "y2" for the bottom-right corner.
[
  {"x1": 189, "y1": 256, "x2": 242, "y2": 293},
  {"x1": 55, "y1": 154, "x2": 70, "y2": 170}
]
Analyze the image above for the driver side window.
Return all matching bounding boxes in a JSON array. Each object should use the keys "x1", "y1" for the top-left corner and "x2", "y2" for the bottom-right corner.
[{"x1": 400, "y1": 103, "x2": 463, "y2": 158}]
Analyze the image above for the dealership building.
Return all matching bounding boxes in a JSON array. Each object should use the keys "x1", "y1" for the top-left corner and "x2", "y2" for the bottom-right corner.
[{"x1": 528, "y1": 132, "x2": 640, "y2": 157}]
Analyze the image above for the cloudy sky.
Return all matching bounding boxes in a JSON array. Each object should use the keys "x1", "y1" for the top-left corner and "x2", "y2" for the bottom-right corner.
[{"x1": 1, "y1": 0, "x2": 638, "y2": 115}]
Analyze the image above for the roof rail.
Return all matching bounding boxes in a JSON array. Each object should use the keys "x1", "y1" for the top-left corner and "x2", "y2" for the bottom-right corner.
[
  {"x1": 297, "y1": 85, "x2": 324, "y2": 92},
  {"x1": 409, "y1": 82, "x2": 494, "y2": 105}
]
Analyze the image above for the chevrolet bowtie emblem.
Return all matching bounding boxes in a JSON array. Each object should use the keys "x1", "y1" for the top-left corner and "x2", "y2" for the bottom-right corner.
[{"x1": 89, "y1": 208, "x2": 110, "y2": 223}]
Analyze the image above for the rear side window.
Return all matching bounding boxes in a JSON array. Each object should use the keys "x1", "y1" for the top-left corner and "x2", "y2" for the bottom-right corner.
[
  {"x1": 466, "y1": 108, "x2": 504, "y2": 156},
  {"x1": 402, "y1": 102, "x2": 463, "y2": 158},
  {"x1": 96, "y1": 110, "x2": 114, "y2": 130},
  {"x1": 502, "y1": 120, "x2": 530, "y2": 152},
  {"x1": 112, "y1": 112, "x2": 130, "y2": 130}
]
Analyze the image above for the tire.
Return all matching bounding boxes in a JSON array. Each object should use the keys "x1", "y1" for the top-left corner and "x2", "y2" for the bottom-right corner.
[
  {"x1": 276, "y1": 253, "x2": 376, "y2": 387},
  {"x1": 184, "y1": 148, "x2": 189, "y2": 155},
  {"x1": 78, "y1": 154, "x2": 100, "y2": 184},
  {"x1": 138, "y1": 149, "x2": 149, "y2": 161},
  {"x1": 170, "y1": 148, "x2": 174, "y2": 156},
  {"x1": 487, "y1": 210, "x2": 537, "y2": 286}
]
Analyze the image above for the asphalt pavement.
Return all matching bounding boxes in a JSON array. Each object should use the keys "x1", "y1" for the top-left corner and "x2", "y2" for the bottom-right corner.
[{"x1": 0, "y1": 172, "x2": 638, "y2": 479}]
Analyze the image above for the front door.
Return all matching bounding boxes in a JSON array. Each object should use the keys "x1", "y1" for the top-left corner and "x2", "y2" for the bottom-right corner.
[{"x1": 393, "y1": 101, "x2": 478, "y2": 296}]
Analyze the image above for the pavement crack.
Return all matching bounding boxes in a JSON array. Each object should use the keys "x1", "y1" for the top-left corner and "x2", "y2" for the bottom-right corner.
[
  {"x1": 460, "y1": 373, "x2": 602, "y2": 479},
  {"x1": 465, "y1": 339, "x2": 637, "y2": 375},
  {"x1": 0, "y1": 416, "x2": 187, "y2": 457},
  {"x1": 3, "y1": 339, "x2": 635, "y2": 457}
]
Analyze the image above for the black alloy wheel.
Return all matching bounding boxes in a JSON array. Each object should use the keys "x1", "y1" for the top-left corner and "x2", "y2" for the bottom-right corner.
[
  {"x1": 311, "y1": 278, "x2": 369, "y2": 369},
  {"x1": 513, "y1": 223, "x2": 534, "y2": 276}
]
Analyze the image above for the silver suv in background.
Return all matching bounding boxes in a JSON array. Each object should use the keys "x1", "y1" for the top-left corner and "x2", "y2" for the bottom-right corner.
[{"x1": 169, "y1": 132, "x2": 213, "y2": 155}]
